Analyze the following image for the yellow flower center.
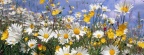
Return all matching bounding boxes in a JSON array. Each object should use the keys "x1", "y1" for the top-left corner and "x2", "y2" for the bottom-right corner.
[
  {"x1": 121, "y1": 6, "x2": 129, "y2": 13},
  {"x1": 34, "y1": 53, "x2": 38, "y2": 55},
  {"x1": 44, "y1": 23, "x2": 48, "y2": 27},
  {"x1": 73, "y1": 28, "x2": 80, "y2": 35},
  {"x1": 55, "y1": 45, "x2": 60, "y2": 51},
  {"x1": 30, "y1": 23, "x2": 34, "y2": 29},
  {"x1": 43, "y1": 33, "x2": 49, "y2": 39},
  {"x1": 24, "y1": 37, "x2": 29, "y2": 42},
  {"x1": 97, "y1": 34, "x2": 101, "y2": 38},
  {"x1": 76, "y1": 52, "x2": 82, "y2": 55},
  {"x1": 109, "y1": 49, "x2": 115, "y2": 55},
  {"x1": 57, "y1": 33, "x2": 61, "y2": 37},
  {"x1": 29, "y1": 44, "x2": 34, "y2": 48},
  {"x1": 67, "y1": 18, "x2": 71, "y2": 22},
  {"x1": 66, "y1": 24, "x2": 71, "y2": 29},
  {"x1": 34, "y1": 33, "x2": 38, "y2": 37},
  {"x1": 64, "y1": 53, "x2": 70, "y2": 55},
  {"x1": 64, "y1": 33, "x2": 69, "y2": 39}
]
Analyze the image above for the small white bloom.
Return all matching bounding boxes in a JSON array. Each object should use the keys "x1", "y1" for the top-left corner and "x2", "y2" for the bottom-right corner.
[
  {"x1": 74, "y1": 12, "x2": 81, "y2": 18},
  {"x1": 71, "y1": 22, "x2": 86, "y2": 40},
  {"x1": 55, "y1": 46, "x2": 71, "y2": 55},
  {"x1": 37, "y1": 27, "x2": 54, "y2": 42},
  {"x1": 102, "y1": 6, "x2": 111, "y2": 12},
  {"x1": 28, "y1": 39, "x2": 37, "y2": 49},
  {"x1": 108, "y1": 18, "x2": 116, "y2": 24},
  {"x1": 81, "y1": 9, "x2": 87, "y2": 13},
  {"x1": 93, "y1": 30, "x2": 104, "y2": 38},
  {"x1": 71, "y1": 46, "x2": 89, "y2": 55},
  {"x1": 89, "y1": 3, "x2": 100, "y2": 11},
  {"x1": 101, "y1": 45, "x2": 120, "y2": 55}
]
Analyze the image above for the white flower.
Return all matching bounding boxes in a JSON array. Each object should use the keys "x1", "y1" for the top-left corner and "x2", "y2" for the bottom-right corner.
[
  {"x1": 6, "y1": 23, "x2": 22, "y2": 45},
  {"x1": 20, "y1": 43, "x2": 29, "y2": 53},
  {"x1": 89, "y1": 3, "x2": 100, "y2": 11},
  {"x1": 16, "y1": 7, "x2": 27, "y2": 14},
  {"x1": 55, "y1": 46, "x2": 71, "y2": 55},
  {"x1": 37, "y1": 27, "x2": 54, "y2": 42},
  {"x1": 31, "y1": 51, "x2": 38, "y2": 55},
  {"x1": 63, "y1": 15, "x2": 75, "y2": 23},
  {"x1": 108, "y1": 18, "x2": 116, "y2": 24},
  {"x1": 24, "y1": 20, "x2": 35, "y2": 35},
  {"x1": 71, "y1": 22, "x2": 86, "y2": 40},
  {"x1": 6, "y1": 37, "x2": 18, "y2": 45},
  {"x1": 58, "y1": 30, "x2": 72, "y2": 45},
  {"x1": 71, "y1": 46, "x2": 89, "y2": 55},
  {"x1": 115, "y1": 2, "x2": 133, "y2": 14},
  {"x1": 81, "y1": 9, "x2": 87, "y2": 13},
  {"x1": 9, "y1": 11, "x2": 16, "y2": 15},
  {"x1": 93, "y1": 30, "x2": 104, "y2": 38},
  {"x1": 101, "y1": 14, "x2": 108, "y2": 19},
  {"x1": 53, "y1": 30, "x2": 62, "y2": 38},
  {"x1": 0, "y1": 0, "x2": 12, "y2": 4},
  {"x1": 74, "y1": 12, "x2": 81, "y2": 18},
  {"x1": 40, "y1": 20, "x2": 54, "y2": 27},
  {"x1": 102, "y1": 6, "x2": 111, "y2": 12},
  {"x1": 122, "y1": 49, "x2": 130, "y2": 55},
  {"x1": 101, "y1": 45, "x2": 120, "y2": 55},
  {"x1": 28, "y1": 39, "x2": 37, "y2": 49}
]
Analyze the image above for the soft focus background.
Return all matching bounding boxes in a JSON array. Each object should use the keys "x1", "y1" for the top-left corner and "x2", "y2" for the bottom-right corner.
[{"x1": 16, "y1": 0, "x2": 144, "y2": 35}]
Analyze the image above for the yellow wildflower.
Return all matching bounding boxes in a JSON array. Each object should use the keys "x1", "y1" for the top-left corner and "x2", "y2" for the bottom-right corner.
[
  {"x1": 83, "y1": 14, "x2": 91, "y2": 23},
  {"x1": 107, "y1": 28, "x2": 115, "y2": 39},
  {"x1": 1, "y1": 29, "x2": 9, "y2": 40},
  {"x1": 39, "y1": 0, "x2": 45, "y2": 4},
  {"x1": 52, "y1": 9, "x2": 61, "y2": 16}
]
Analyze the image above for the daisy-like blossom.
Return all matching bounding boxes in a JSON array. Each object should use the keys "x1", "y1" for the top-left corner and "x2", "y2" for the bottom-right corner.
[
  {"x1": 102, "y1": 6, "x2": 111, "y2": 12},
  {"x1": 81, "y1": 9, "x2": 87, "y2": 13},
  {"x1": 0, "y1": 0, "x2": 12, "y2": 4},
  {"x1": 16, "y1": 7, "x2": 27, "y2": 14},
  {"x1": 63, "y1": 15, "x2": 75, "y2": 23},
  {"x1": 71, "y1": 22, "x2": 86, "y2": 40},
  {"x1": 53, "y1": 30, "x2": 62, "y2": 38},
  {"x1": 71, "y1": 46, "x2": 89, "y2": 55},
  {"x1": 40, "y1": 20, "x2": 54, "y2": 27},
  {"x1": 9, "y1": 11, "x2": 16, "y2": 15},
  {"x1": 122, "y1": 49, "x2": 130, "y2": 55},
  {"x1": 55, "y1": 46, "x2": 72, "y2": 55},
  {"x1": 108, "y1": 18, "x2": 116, "y2": 24},
  {"x1": 101, "y1": 45, "x2": 120, "y2": 55},
  {"x1": 28, "y1": 39, "x2": 37, "y2": 49},
  {"x1": 93, "y1": 30, "x2": 104, "y2": 38},
  {"x1": 115, "y1": 2, "x2": 133, "y2": 14},
  {"x1": 24, "y1": 20, "x2": 36, "y2": 35},
  {"x1": 101, "y1": 14, "x2": 108, "y2": 19},
  {"x1": 74, "y1": 12, "x2": 82, "y2": 19},
  {"x1": 37, "y1": 27, "x2": 54, "y2": 42},
  {"x1": 89, "y1": 3, "x2": 100, "y2": 11},
  {"x1": 20, "y1": 43, "x2": 29, "y2": 53},
  {"x1": 31, "y1": 51, "x2": 38, "y2": 55},
  {"x1": 58, "y1": 30, "x2": 72, "y2": 45},
  {"x1": 6, "y1": 23, "x2": 22, "y2": 45}
]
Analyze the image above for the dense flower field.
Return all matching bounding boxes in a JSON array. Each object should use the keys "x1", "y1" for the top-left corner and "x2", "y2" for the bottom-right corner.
[{"x1": 0, "y1": 0, "x2": 144, "y2": 55}]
